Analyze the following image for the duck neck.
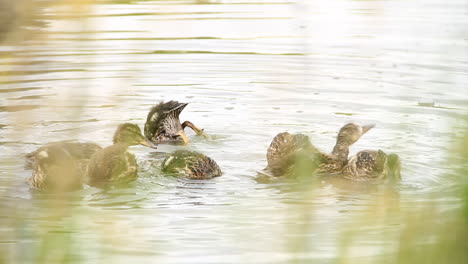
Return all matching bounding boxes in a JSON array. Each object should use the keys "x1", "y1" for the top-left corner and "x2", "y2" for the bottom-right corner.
[
  {"x1": 331, "y1": 137, "x2": 351, "y2": 164},
  {"x1": 113, "y1": 142, "x2": 131, "y2": 149}
]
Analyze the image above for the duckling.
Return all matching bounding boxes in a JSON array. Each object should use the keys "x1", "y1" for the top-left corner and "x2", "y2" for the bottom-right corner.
[
  {"x1": 86, "y1": 123, "x2": 155, "y2": 188},
  {"x1": 26, "y1": 142, "x2": 102, "y2": 191},
  {"x1": 27, "y1": 145, "x2": 84, "y2": 192},
  {"x1": 161, "y1": 150, "x2": 222, "y2": 179},
  {"x1": 265, "y1": 132, "x2": 320, "y2": 177},
  {"x1": 26, "y1": 124, "x2": 154, "y2": 191},
  {"x1": 264, "y1": 123, "x2": 374, "y2": 177},
  {"x1": 342, "y1": 150, "x2": 401, "y2": 183},
  {"x1": 26, "y1": 142, "x2": 101, "y2": 169},
  {"x1": 144, "y1": 101, "x2": 208, "y2": 145}
]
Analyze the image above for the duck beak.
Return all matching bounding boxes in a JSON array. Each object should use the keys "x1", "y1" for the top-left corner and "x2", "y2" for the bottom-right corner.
[
  {"x1": 362, "y1": 124, "x2": 375, "y2": 134},
  {"x1": 177, "y1": 130, "x2": 189, "y2": 145},
  {"x1": 139, "y1": 139, "x2": 157, "y2": 149}
]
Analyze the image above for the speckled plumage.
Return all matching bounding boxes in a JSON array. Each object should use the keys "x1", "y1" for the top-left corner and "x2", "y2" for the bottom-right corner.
[
  {"x1": 144, "y1": 101, "x2": 188, "y2": 144},
  {"x1": 25, "y1": 142, "x2": 102, "y2": 191},
  {"x1": 342, "y1": 150, "x2": 401, "y2": 182},
  {"x1": 86, "y1": 123, "x2": 153, "y2": 188},
  {"x1": 26, "y1": 123, "x2": 153, "y2": 191},
  {"x1": 86, "y1": 144, "x2": 138, "y2": 187},
  {"x1": 161, "y1": 150, "x2": 222, "y2": 179},
  {"x1": 265, "y1": 132, "x2": 324, "y2": 177},
  {"x1": 264, "y1": 123, "x2": 374, "y2": 178}
]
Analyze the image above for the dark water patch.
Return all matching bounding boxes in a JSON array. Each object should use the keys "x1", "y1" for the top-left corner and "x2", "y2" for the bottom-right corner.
[
  {"x1": 0, "y1": 141, "x2": 32, "y2": 145},
  {"x1": 12, "y1": 50, "x2": 304, "y2": 58},
  {"x1": 134, "y1": 83, "x2": 204, "y2": 87},
  {"x1": 151, "y1": 50, "x2": 304, "y2": 56},
  {"x1": 46, "y1": 36, "x2": 300, "y2": 42},
  {"x1": 0, "y1": 87, "x2": 44, "y2": 94},
  {"x1": 0, "y1": 60, "x2": 60, "y2": 66},
  {"x1": 128, "y1": 117, "x2": 144, "y2": 121},
  {"x1": 47, "y1": 230, "x2": 78, "y2": 234},
  {"x1": 335, "y1": 112, "x2": 357, "y2": 116},
  {"x1": 0, "y1": 69, "x2": 86, "y2": 77},
  {"x1": 52, "y1": 11, "x2": 249, "y2": 19},
  {"x1": 44, "y1": 105, "x2": 117, "y2": 109},
  {"x1": 116, "y1": 93, "x2": 145, "y2": 97},
  {"x1": 144, "y1": 16, "x2": 293, "y2": 21},
  {"x1": 0, "y1": 105, "x2": 41, "y2": 112},
  {"x1": 43, "y1": 30, "x2": 148, "y2": 35},
  {"x1": 8, "y1": 95, "x2": 53, "y2": 100},
  {"x1": 49, "y1": 127, "x2": 83, "y2": 133},
  {"x1": 96, "y1": 105, "x2": 117, "y2": 108},
  {"x1": 41, "y1": 119, "x2": 99, "y2": 126},
  {"x1": 11, "y1": 52, "x2": 146, "y2": 58},
  {"x1": 251, "y1": 81, "x2": 289, "y2": 84},
  {"x1": 416, "y1": 104, "x2": 463, "y2": 110}
]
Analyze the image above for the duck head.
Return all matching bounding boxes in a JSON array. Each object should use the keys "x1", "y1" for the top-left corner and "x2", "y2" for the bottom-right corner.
[
  {"x1": 336, "y1": 123, "x2": 375, "y2": 145},
  {"x1": 113, "y1": 123, "x2": 156, "y2": 148},
  {"x1": 331, "y1": 123, "x2": 375, "y2": 163},
  {"x1": 144, "y1": 101, "x2": 189, "y2": 145}
]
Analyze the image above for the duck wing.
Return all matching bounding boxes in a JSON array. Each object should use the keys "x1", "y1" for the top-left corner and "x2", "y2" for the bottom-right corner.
[
  {"x1": 27, "y1": 143, "x2": 84, "y2": 191},
  {"x1": 86, "y1": 144, "x2": 137, "y2": 187},
  {"x1": 266, "y1": 132, "x2": 321, "y2": 177},
  {"x1": 144, "y1": 101, "x2": 188, "y2": 140},
  {"x1": 25, "y1": 141, "x2": 102, "y2": 169},
  {"x1": 162, "y1": 150, "x2": 222, "y2": 179},
  {"x1": 342, "y1": 150, "x2": 386, "y2": 181}
]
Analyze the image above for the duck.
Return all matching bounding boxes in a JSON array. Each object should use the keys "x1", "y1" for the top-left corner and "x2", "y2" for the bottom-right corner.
[
  {"x1": 26, "y1": 142, "x2": 102, "y2": 191},
  {"x1": 27, "y1": 145, "x2": 88, "y2": 192},
  {"x1": 161, "y1": 150, "x2": 222, "y2": 179},
  {"x1": 264, "y1": 123, "x2": 374, "y2": 177},
  {"x1": 26, "y1": 123, "x2": 154, "y2": 191},
  {"x1": 144, "y1": 100, "x2": 209, "y2": 145},
  {"x1": 25, "y1": 141, "x2": 102, "y2": 170},
  {"x1": 342, "y1": 150, "x2": 401, "y2": 183},
  {"x1": 86, "y1": 123, "x2": 155, "y2": 188}
]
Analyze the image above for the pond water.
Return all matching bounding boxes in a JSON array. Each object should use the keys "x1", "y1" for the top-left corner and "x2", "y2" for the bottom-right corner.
[{"x1": 1, "y1": 0, "x2": 467, "y2": 263}]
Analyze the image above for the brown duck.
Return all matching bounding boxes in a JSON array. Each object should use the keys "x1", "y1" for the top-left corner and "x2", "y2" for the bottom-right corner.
[
  {"x1": 86, "y1": 123, "x2": 155, "y2": 188},
  {"x1": 342, "y1": 150, "x2": 401, "y2": 183},
  {"x1": 26, "y1": 123, "x2": 154, "y2": 191},
  {"x1": 161, "y1": 150, "x2": 222, "y2": 179},
  {"x1": 26, "y1": 142, "x2": 102, "y2": 191},
  {"x1": 144, "y1": 101, "x2": 208, "y2": 145},
  {"x1": 264, "y1": 123, "x2": 374, "y2": 177}
]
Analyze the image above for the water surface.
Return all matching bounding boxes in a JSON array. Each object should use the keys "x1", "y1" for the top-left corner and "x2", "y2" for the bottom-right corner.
[{"x1": 1, "y1": 0, "x2": 467, "y2": 263}]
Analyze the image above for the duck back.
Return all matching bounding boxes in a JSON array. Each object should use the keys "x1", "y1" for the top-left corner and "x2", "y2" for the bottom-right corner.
[
  {"x1": 86, "y1": 144, "x2": 137, "y2": 187},
  {"x1": 161, "y1": 150, "x2": 221, "y2": 179},
  {"x1": 342, "y1": 150, "x2": 386, "y2": 181},
  {"x1": 265, "y1": 132, "x2": 324, "y2": 177}
]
